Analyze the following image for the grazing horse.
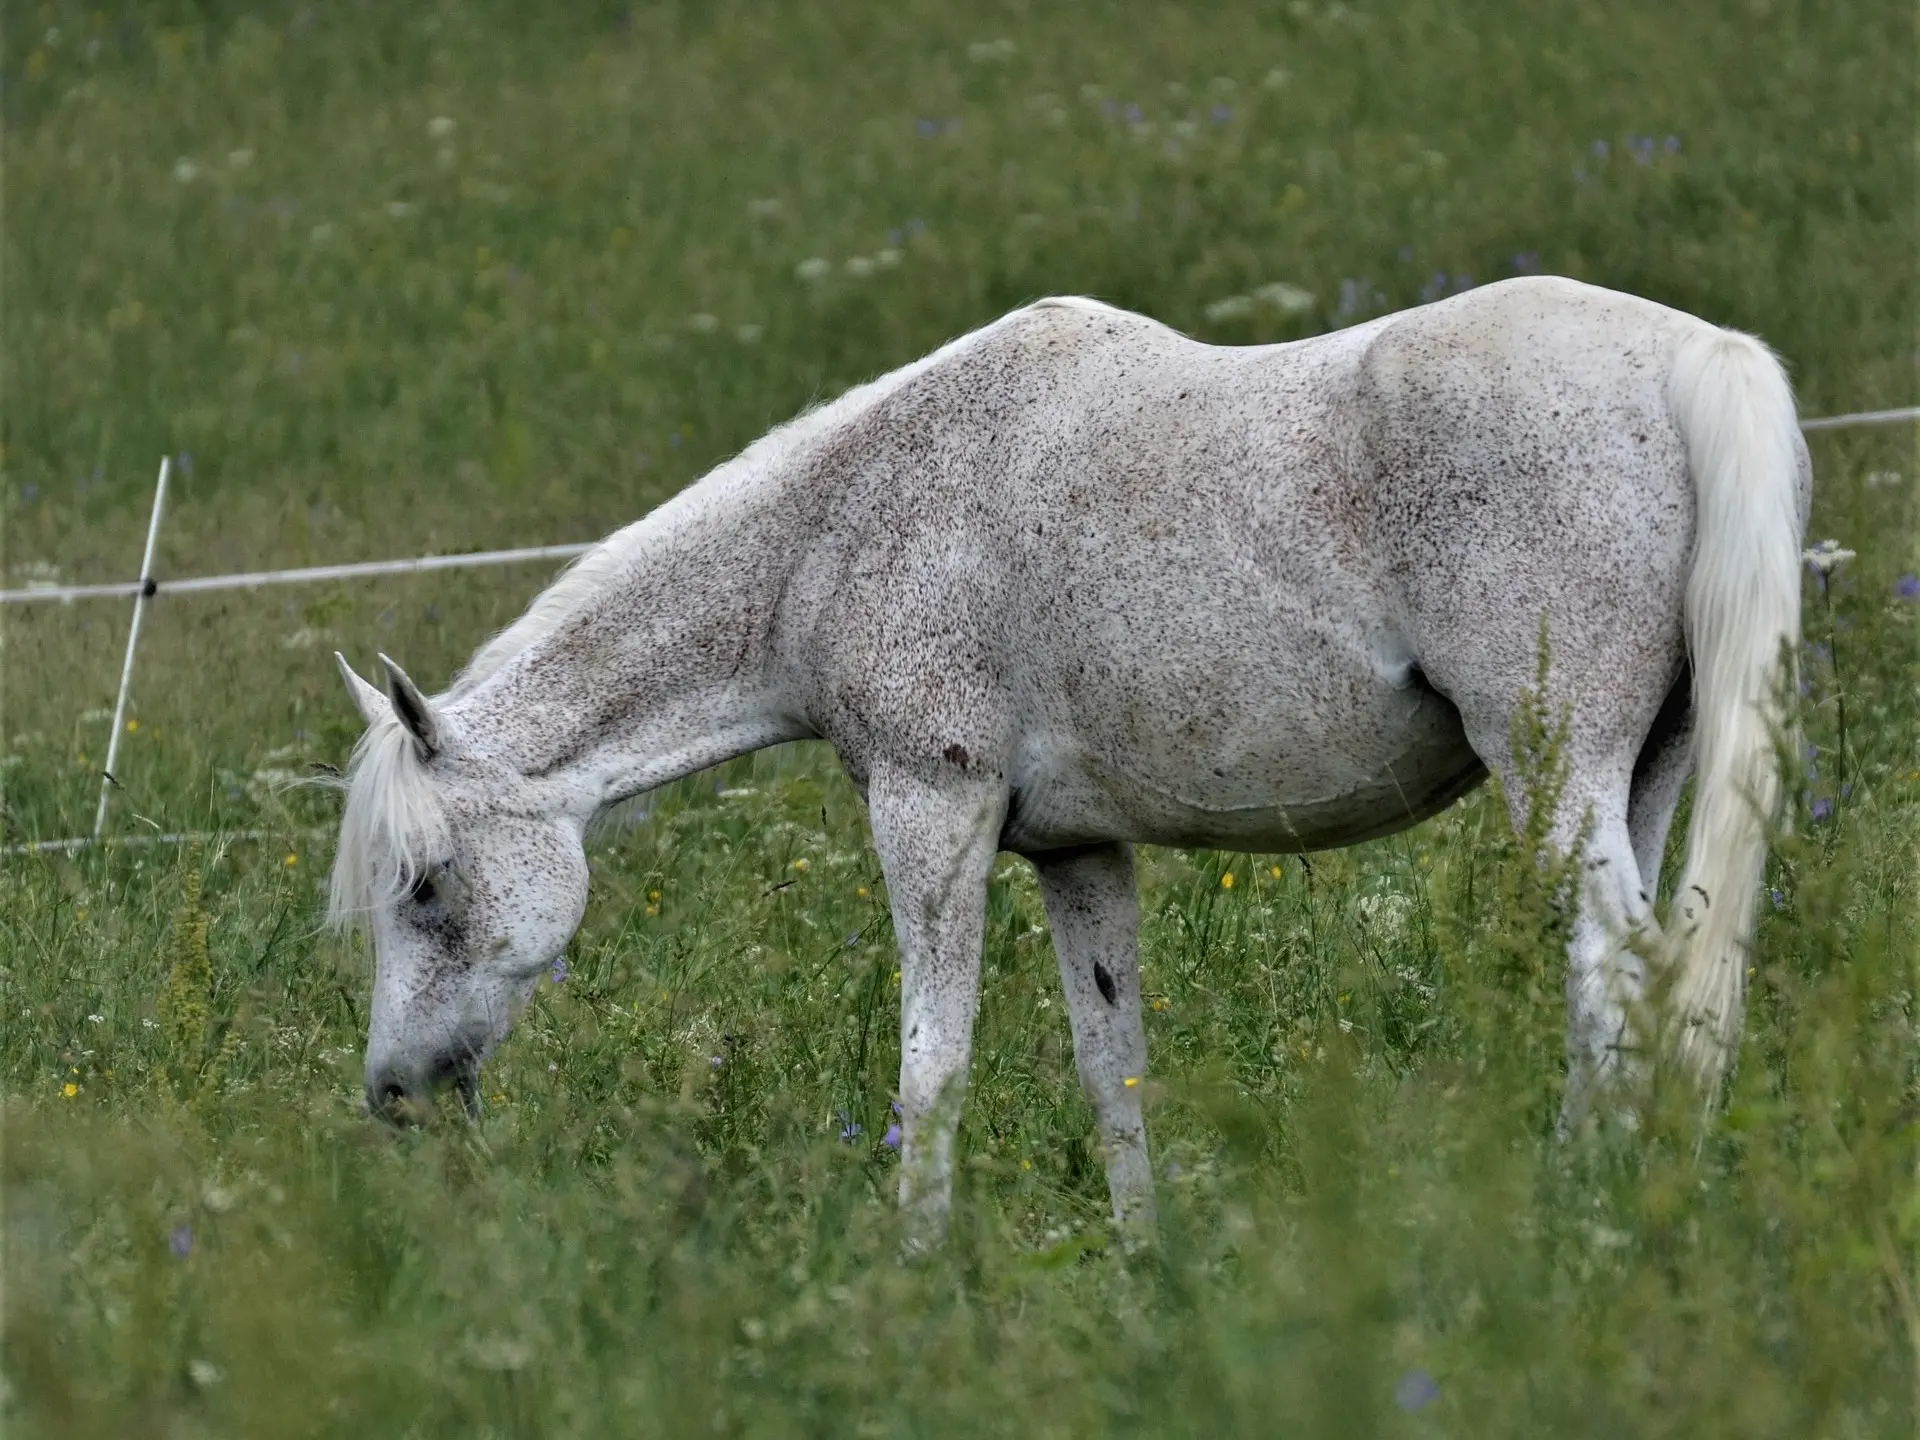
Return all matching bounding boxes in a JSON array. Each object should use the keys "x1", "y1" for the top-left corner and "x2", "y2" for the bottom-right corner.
[{"x1": 330, "y1": 276, "x2": 1807, "y2": 1241}]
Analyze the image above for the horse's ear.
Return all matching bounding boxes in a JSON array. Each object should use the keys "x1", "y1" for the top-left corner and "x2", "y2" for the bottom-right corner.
[
  {"x1": 335, "y1": 653, "x2": 388, "y2": 728},
  {"x1": 376, "y1": 653, "x2": 441, "y2": 761}
]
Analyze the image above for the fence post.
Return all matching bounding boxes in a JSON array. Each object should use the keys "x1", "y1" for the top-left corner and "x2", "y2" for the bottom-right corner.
[{"x1": 93, "y1": 456, "x2": 171, "y2": 841}]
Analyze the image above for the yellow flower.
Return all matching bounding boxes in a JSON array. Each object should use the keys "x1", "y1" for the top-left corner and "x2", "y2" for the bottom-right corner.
[
  {"x1": 1220, "y1": 872, "x2": 1235, "y2": 889},
  {"x1": 645, "y1": 905, "x2": 659, "y2": 918},
  {"x1": 1269, "y1": 865, "x2": 1283, "y2": 879},
  {"x1": 856, "y1": 886, "x2": 869, "y2": 898},
  {"x1": 490, "y1": 1093, "x2": 506, "y2": 1104},
  {"x1": 1021, "y1": 1158, "x2": 1033, "y2": 1171},
  {"x1": 1123, "y1": 1076, "x2": 1140, "y2": 1088},
  {"x1": 647, "y1": 889, "x2": 661, "y2": 903},
  {"x1": 892, "y1": 970, "x2": 902, "y2": 986},
  {"x1": 62, "y1": 1082, "x2": 78, "y2": 1098},
  {"x1": 1151, "y1": 996, "x2": 1171, "y2": 1012},
  {"x1": 126, "y1": 718, "x2": 140, "y2": 733},
  {"x1": 284, "y1": 853, "x2": 298, "y2": 867},
  {"x1": 791, "y1": 857, "x2": 810, "y2": 872}
]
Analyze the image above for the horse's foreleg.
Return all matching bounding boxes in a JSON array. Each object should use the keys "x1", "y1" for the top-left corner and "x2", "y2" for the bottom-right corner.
[
  {"x1": 866, "y1": 764, "x2": 1006, "y2": 1252},
  {"x1": 1032, "y1": 841, "x2": 1156, "y2": 1238}
]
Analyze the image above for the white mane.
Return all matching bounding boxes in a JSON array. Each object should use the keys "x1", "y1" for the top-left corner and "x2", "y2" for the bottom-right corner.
[{"x1": 326, "y1": 713, "x2": 449, "y2": 930}]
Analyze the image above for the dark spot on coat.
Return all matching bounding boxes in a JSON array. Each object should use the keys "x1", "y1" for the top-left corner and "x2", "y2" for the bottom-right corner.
[
  {"x1": 1093, "y1": 962, "x2": 1117, "y2": 1005},
  {"x1": 943, "y1": 742, "x2": 970, "y2": 768}
]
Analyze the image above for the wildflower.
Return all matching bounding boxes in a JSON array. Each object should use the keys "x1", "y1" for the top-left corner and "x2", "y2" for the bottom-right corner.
[
  {"x1": 1803, "y1": 539, "x2": 1855, "y2": 575},
  {"x1": 746, "y1": 197, "x2": 782, "y2": 221},
  {"x1": 1151, "y1": 996, "x2": 1171, "y2": 1011},
  {"x1": 856, "y1": 886, "x2": 870, "y2": 898},
  {"x1": 1895, "y1": 573, "x2": 1920, "y2": 600},
  {"x1": 791, "y1": 857, "x2": 810, "y2": 872},
  {"x1": 170, "y1": 1222, "x2": 194, "y2": 1258},
  {"x1": 1205, "y1": 295, "x2": 1256, "y2": 323},
  {"x1": 427, "y1": 115, "x2": 456, "y2": 139},
  {"x1": 550, "y1": 956, "x2": 569, "y2": 983},
  {"x1": 1123, "y1": 102, "x2": 1145, "y2": 125},
  {"x1": 283, "y1": 853, "x2": 298, "y2": 867},
  {"x1": 1395, "y1": 1369, "x2": 1441, "y2": 1413},
  {"x1": 1810, "y1": 797, "x2": 1834, "y2": 823},
  {"x1": 1123, "y1": 1076, "x2": 1140, "y2": 1088},
  {"x1": 686, "y1": 312, "x2": 719, "y2": 333},
  {"x1": 173, "y1": 158, "x2": 201, "y2": 183},
  {"x1": 1210, "y1": 103, "x2": 1234, "y2": 125},
  {"x1": 883, "y1": 1124, "x2": 902, "y2": 1148},
  {"x1": 844, "y1": 256, "x2": 875, "y2": 279},
  {"x1": 1769, "y1": 888, "x2": 1786, "y2": 909},
  {"x1": 710, "y1": 1055, "x2": 724, "y2": 1069},
  {"x1": 386, "y1": 200, "x2": 415, "y2": 219},
  {"x1": 795, "y1": 257, "x2": 831, "y2": 282},
  {"x1": 187, "y1": 1359, "x2": 225, "y2": 1389},
  {"x1": 228, "y1": 148, "x2": 254, "y2": 168},
  {"x1": 1220, "y1": 872, "x2": 1235, "y2": 889},
  {"x1": 1590, "y1": 139, "x2": 1610, "y2": 161},
  {"x1": 837, "y1": 1110, "x2": 862, "y2": 1142},
  {"x1": 1252, "y1": 281, "x2": 1316, "y2": 315},
  {"x1": 892, "y1": 970, "x2": 902, "y2": 986},
  {"x1": 126, "y1": 718, "x2": 139, "y2": 732},
  {"x1": 87, "y1": 1013, "x2": 103, "y2": 1024},
  {"x1": 1262, "y1": 67, "x2": 1290, "y2": 89},
  {"x1": 1020, "y1": 1156, "x2": 1032, "y2": 1170},
  {"x1": 62, "y1": 1082, "x2": 78, "y2": 1098},
  {"x1": 735, "y1": 324, "x2": 763, "y2": 344}
]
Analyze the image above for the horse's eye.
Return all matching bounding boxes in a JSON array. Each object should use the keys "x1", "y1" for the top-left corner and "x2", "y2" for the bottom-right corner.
[{"x1": 409, "y1": 873, "x2": 436, "y2": 905}]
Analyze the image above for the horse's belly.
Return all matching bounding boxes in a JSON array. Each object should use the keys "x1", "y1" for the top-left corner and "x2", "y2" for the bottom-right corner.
[{"x1": 1003, "y1": 683, "x2": 1485, "y2": 855}]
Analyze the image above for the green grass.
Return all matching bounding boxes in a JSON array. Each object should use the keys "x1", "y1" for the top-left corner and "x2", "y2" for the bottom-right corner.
[{"x1": 2, "y1": 2, "x2": 1916, "y2": 1434}]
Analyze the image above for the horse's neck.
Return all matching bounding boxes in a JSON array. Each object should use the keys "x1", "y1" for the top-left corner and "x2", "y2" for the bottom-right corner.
[{"x1": 449, "y1": 461, "x2": 813, "y2": 811}]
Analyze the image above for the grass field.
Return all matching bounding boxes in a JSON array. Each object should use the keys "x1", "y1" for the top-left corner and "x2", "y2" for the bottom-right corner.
[{"x1": 3, "y1": 2, "x2": 1917, "y2": 1434}]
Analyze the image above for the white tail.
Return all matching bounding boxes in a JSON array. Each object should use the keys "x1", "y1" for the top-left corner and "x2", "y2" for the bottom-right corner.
[{"x1": 1664, "y1": 326, "x2": 1805, "y2": 1093}]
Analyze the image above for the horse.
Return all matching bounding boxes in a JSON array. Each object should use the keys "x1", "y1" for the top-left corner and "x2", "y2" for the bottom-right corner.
[{"x1": 329, "y1": 275, "x2": 1807, "y2": 1243}]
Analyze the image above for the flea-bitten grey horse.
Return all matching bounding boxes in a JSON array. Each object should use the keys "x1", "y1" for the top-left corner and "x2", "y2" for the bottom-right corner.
[{"x1": 330, "y1": 276, "x2": 1806, "y2": 1242}]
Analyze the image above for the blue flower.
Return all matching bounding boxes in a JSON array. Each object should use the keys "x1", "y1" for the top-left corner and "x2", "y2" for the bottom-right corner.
[
  {"x1": 1396, "y1": 1368, "x2": 1441, "y2": 1412},
  {"x1": 1511, "y1": 250, "x2": 1541, "y2": 275},
  {"x1": 837, "y1": 1109, "x2": 862, "y2": 1143},
  {"x1": 1590, "y1": 139, "x2": 1610, "y2": 160},
  {"x1": 170, "y1": 1222, "x2": 193, "y2": 1258},
  {"x1": 1896, "y1": 574, "x2": 1920, "y2": 600},
  {"x1": 549, "y1": 956, "x2": 569, "y2": 984},
  {"x1": 1769, "y1": 888, "x2": 1786, "y2": 910},
  {"x1": 1209, "y1": 103, "x2": 1233, "y2": 125},
  {"x1": 882, "y1": 1124, "x2": 901, "y2": 1149},
  {"x1": 1811, "y1": 797, "x2": 1834, "y2": 823},
  {"x1": 1123, "y1": 102, "x2": 1144, "y2": 125}
]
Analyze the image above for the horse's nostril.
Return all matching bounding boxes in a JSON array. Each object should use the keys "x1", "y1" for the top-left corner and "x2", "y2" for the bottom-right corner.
[{"x1": 381, "y1": 1082, "x2": 406, "y2": 1105}]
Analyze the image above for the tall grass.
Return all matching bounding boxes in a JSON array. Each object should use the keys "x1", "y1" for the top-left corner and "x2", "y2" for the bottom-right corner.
[{"x1": 2, "y1": 2, "x2": 1915, "y2": 1434}]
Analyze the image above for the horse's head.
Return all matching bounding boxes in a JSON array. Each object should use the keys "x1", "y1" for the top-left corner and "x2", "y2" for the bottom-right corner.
[{"x1": 331, "y1": 653, "x2": 589, "y2": 1123}]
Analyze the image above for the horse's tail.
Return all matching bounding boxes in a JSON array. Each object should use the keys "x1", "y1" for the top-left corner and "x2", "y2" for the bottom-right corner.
[{"x1": 1663, "y1": 324, "x2": 1805, "y2": 1094}]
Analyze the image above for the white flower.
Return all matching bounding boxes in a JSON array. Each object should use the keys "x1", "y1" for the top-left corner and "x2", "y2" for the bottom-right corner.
[
  {"x1": 187, "y1": 1359, "x2": 225, "y2": 1389},
  {"x1": 427, "y1": 115, "x2": 457, "y2": 139},
  {"x1": 1262, "y1": 67, "x2": 1291, "y2": 90},
  {"x1": 310, "y1": 223, "x2": 336, "y2": 243},
  {"x1": 1252, "y1": 281, "x2": 1317, "y2": 315},
  {"x1": 87, "y1": 1014, "x2": 104, "y2": 1024},
  {"x1": 172, "y1": 158, "x2": 201, "y2": 183},
  {"x1": 795, "y1": 257, "x2": 832, "y2": 282},
  {"x1": 386, "y1": 200, "x2": 415, "y2": 219},
  {"x1": 966, "y1": 38, "x2": 1015, "y2": 61},
  {"x1": 844, "y1": 256, "x2": 875, "y2": 279},
  {"x1": 1204, "y1": 295, "x2": 1255, "y2": 323},
  {"x1": 734, "y1": 324, "x2": 763, "y2": 344},
  {"x1": 227, "y1": 148, "x2": 254, "y2": 168},
  {"x1": 686, "y1": 312, "x2": 719, "y2": 333},
  {"x1": 747, "y1": 197, "x2": 783, "y2": 221},
  {"x1": 1803, "y1": 539, "x2": 1856, "y2": 574},
  {"x1": 874, "y1": 247, "x2": 902, "y2": 268}
]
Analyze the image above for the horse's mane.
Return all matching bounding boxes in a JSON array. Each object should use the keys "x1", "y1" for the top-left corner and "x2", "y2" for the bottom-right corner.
[{"x1": 326, "y1": 712, "x2": 449, "y2": 931}]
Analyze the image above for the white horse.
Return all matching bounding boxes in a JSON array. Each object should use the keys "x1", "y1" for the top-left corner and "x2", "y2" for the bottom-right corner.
[{"x1": 330, "y1": 276, "x2": 1806, "y2": 1241}]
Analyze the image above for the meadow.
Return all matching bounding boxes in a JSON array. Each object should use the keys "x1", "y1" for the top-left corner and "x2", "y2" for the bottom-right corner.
[{"x1": 2, "y1": 2, "x2": 1916, "y2": 1434}]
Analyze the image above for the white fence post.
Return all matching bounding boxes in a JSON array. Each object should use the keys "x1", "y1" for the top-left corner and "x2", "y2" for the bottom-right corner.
[{"x1": 92, "y1": 456, "x2": 171, "y2": 841}]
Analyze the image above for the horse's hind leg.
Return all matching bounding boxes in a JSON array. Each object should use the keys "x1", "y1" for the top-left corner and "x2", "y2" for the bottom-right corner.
[
  {"x1": 1031, "y1": 842, "x2": 1155, "y2": 1235},
  {"x1": 1627, "y1": 673, "x2": 1693, "y2": 904},
  {"x1": 865, "y1": 763, "x2": 1007, "y2": 1251}
]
